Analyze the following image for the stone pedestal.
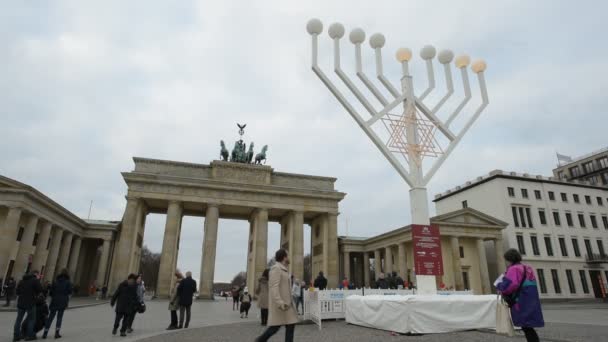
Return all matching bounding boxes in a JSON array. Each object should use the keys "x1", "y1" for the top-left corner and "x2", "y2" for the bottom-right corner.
[{"x1": 199, "y1": 205, "x2": 219, "y2": 299}]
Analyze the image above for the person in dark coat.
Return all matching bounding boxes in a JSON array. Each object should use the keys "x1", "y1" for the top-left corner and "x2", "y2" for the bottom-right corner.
[
  {"x1": 4, "y1": 277, "x2": 16, "y2": 307},
  {"x1": 21, "y1": 293, "x2": 48, "y2": 338},
  {"x1": 393, "y1": 272, "x2": 404, "y2": 289},
  {"x1": 496, "y1": 249, "x2": 544, "y2": 342},
  {"x1": 43, "y1": 269, "x2": 73, "y2": 339},
  {"x1": 177, "y1": 271, "x2": 197, "y2": 329},
  {"x1": 13, "y1": 270, "x2": 43, "y2": 341},
  {"x1": 111, "y1": 274, "x2": 139, "y2": 337},
  {"x1": 376, "y1": 273, "x2": 389, "y2": 289},
  {"x1": 313, "y1": 272, "x2": 327, "y2": 290}
]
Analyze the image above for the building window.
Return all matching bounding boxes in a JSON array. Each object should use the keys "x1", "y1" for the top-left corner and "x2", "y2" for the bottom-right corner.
[
  {"x1": 578, "y1": 213, "x2": 587, "y2": 228},
  {"x1": 512, "y1": 207, "x2": 519, "y2": 227},
  {"x1": 573, "y1": 194, "x2": 580, "y2": 203},
  {"x1": 16, "y1": 227, "x2": 25, "y2": 241},
  {"x1": 507, "y1": 187, "x2": 515, "y2": 197},
  {"x1": 591, "y1": 215, "x2": 598, "y2": 229},
  {"x1": 549, "y1": 191, "x2": 555, "y2": 201},
  {"x1": 462, "y1": 271, "x2": 470, "y2": 290},
  {"x1": 566, "y1": 212, "x2": 574, "y2": 227},
  {"x1": 545, "y1": 236, "x2": 554, "y2": 256},
  {"x1": 582, "y1": 161, "x2": 596, "y2": 174},
  {"x1": 572, "y1": 238, "x2": 581, "y2": 257},
  {"x1": 517, "y1": 235, "x2": 526, "y2": 255},
  {"x1": 561, "y1": 193, "x2": 568, "y2": 202},
  {"x1": 603, "y1": 173, "x2": 608, "y2": 185},
  {"x1": 537, "y1": 269, "x2": 547, "y2": 294},
  {"x1": 551, "y1": 269, "x2": 562, "y2": 294},
  {"x1": 598, "y1": 197, "x2": 604, "y2": 206},
  {"x1": 580, "y1": 270, "x2": 590, "y2": 294},
  {"x1": 522, "y1": 189, "x2": 529, "y2": 198},
  {"x1": 566, "y1": 270, "x2": 576, "y2": 294},
  {"x1": 530, "y1": 235, "x2": 540, "y2": 256},
  {"x1": 539, "y1": 209, "x2": 547, "y2": 225},
  {"x1": 598, "y1": 157, "x2": 608, "y2": 169},
  {"x1": 459, "y1": 246, "x2": 464, "y2": 258},
  {"x1": 570, "y1": 166, "x2": 581, "y2": 178},
  {"x1": 534, "y1": 190, "x2": 542, "y2": 200},
  {"x1": 597, "y1": 240, "x2": 606, "y2": 256},
  {"x1": 519, "y1": 207, "x2": 527, "y2": 227},
  {"x1": 602, "y1": 216, "x2": 608, "y2": 230},
  {"x1": 553, "y1": 211, "x2": 561, "y2": 226},
  {"x1": 585, "y1": 195, "x2": 592, "y2": 205},
  {"x1": 462, "y1": 200, "x2": 468, "y2": 209},
  {"x1": 32, "y1": 233, "x2": 39, "y2": 246},
  {"x1": 557, "y1": 171, "x2": 565, "y2": 180},
  {"x1": 525, "y1": 208, "x2": 534, "y2": 228},
  {"x1": 584, "y1": 239, "x2": 593, "y2": 257},
  {"x1": 589, "y1": 175, "x2": 600, "y2": 185},
  {"x1": 559, "y1": 237, "x2": 568, "y2": 257}
]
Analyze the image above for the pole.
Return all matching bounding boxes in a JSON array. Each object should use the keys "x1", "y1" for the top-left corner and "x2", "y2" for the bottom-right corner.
[{"x1": 88, "y1": 200, "x2": 93, "y2": 220}]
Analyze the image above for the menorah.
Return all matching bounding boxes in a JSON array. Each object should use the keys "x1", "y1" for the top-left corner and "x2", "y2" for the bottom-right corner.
[{"x1": 307, "y1": 18, "x2": 488, "y2": 294}]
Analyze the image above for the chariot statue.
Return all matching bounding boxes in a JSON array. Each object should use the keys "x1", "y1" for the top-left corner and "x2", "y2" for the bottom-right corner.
[{"x1": 219, "y1": 123, "x2": 268, "y2": 165}]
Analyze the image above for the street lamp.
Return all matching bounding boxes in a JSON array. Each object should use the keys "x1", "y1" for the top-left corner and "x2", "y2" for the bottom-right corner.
[{"x1": 307, "y1": 19, "x2": 488, "y2": 294}]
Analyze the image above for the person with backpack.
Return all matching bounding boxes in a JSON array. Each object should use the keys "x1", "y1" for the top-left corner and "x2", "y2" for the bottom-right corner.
[
  {"x1": 496, "y1": 249, "x2": 544, "y2": 342},
  {"x1": 239, "y1": 287, "x2": 252, "y2": 318},
  {"x1": 42, "y1": 269, "x2": 73, "y2": 339}
]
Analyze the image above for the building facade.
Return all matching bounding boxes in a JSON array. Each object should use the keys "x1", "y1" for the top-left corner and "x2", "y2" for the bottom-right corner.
[
  {"x1": 434, "y1": 170, "x2": 608, "y2": 299},
  {"x1": 553, "y1": 147, "x2": 608, "y2": 186}
]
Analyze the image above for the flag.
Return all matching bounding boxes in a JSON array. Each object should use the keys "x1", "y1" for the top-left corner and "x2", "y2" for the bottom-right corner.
[{"x1": 557, "y1": 153, "x2": 572, "y2": 165}]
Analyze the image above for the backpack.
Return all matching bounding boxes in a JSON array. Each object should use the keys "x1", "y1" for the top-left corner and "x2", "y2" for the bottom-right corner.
[
  {"x1": 241, "y1": 294, "x2": 251, "y2": 304},
  {"x1": 503, "y1": 265, "x2": 528, "y2": 308}
]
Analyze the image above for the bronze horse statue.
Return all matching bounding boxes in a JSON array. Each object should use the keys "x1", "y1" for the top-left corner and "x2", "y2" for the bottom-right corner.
[
  {"x1": 254, "y1": 145, "x2": 268, "y2": 164},
  {"x1": 220, "y1": 140, "x2": 229, "y2": 161}
]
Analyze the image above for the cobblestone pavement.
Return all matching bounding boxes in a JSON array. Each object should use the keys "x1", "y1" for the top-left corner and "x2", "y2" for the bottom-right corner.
[{"x1": 1, "y1": 298, "x2": 607, "y2": 342}]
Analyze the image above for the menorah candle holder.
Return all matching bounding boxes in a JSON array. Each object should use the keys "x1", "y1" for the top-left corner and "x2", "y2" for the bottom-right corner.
[{"x1": 307, "y1": 18, "x2": 488, "y2": 294}]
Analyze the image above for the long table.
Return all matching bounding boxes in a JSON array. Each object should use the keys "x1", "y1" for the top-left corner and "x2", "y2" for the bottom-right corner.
[{"x1": 345, "y1": 294, "x2": 497, "y2": 334}]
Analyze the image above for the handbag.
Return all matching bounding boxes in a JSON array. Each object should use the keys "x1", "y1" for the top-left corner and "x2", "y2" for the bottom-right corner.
[
  {"x1": 137, "y1": 302, "x2": 146, "y2": 313},
  {"x1": 496, "y1": 296, "x2": 515, "y2": 337},
  {"x1": 502, "y1": 265, "x2": 527, "y2": 308}
]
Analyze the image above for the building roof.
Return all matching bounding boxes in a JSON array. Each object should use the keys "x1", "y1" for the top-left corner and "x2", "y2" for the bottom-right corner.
[{"x1": 553, "y1": 146, "x2": 608, "y2": 170}]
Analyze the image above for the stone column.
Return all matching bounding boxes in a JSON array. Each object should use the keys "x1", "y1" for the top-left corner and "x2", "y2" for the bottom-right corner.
[
  {"x1": 0, "y1": 207, "x2": 23, "y2": 278},
  {"x1": 13, "y1": 214, "x2": 39, "y2": 280},
  {"x1": 398, "y1": 243, "x2": 407, "y2": 280},
  {"x1": 476, "y1": 238, "x2": 491, "y2": 294},
  {"x1": 68, "y1": 236, "x2": 83, "y2": 279},
  {"x1": 254, "y1": 209, "x2": 268, "y2": 291},
  {"x1": 450, "y1": 237, "x2": 464, "y2": 290},
  {"x1": 326, "y1": 213, "x2": 339, "y2": 288},
  {"x1": 495, "y1": 238, "x2": 506, "y2": 275},
  {"x1": 56, "y1": 232, "x2": 73, "y2": 273},
  {"x1": 110, "y1": 196, "x2": 141, "y2": 290},
  {"x1": 44, "y1": 228, "x2": 64, "y2": 281},
  {"x1": 363, "y1": 252, "x2": 370, "y2": 287},
  {"x1": 32, "y1": 221, "x2": 53, "y2": 274},
  {"x1": 343, "y1": 251, "x2": 350, "y2": 281},
  {"x1": 199, "y1": 204, "x2": 219, "y2": 299},
  {"x1": 384, "y1": 246, "x2": 393, "y2": 276},
  {"x1": 156, "y1": 201, "x2": 183, "y2": 298},
  {"x1": 321, "y1": 215, "x2": 329, "y2": 277},
  {"x1": 96, "y1": 239, "x2": 111, "y2": 286},
  {"x1": 374, "y1": 250, "x2": 382, "y2": 280},
  {"x1": 291, "y1": 211, "x2": 305, "y2": 282},
  {"x1": 128, "y1": 203, "x2": 147, "y2": 274}
]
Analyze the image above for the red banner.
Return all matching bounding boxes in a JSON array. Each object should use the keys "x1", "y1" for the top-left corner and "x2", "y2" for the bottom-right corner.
[{"x1": 412, "y1": 224, "x2": 443, "y2": 276}]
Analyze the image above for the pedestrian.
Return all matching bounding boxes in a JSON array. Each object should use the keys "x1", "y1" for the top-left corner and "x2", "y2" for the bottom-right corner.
[
  {"x1": 4, "y1": 277, "x2": 16, "y2": 307},
  {"x1": 496, "y1": 249, "x2": 544, "y2": 342},
  {"x1": 167, "y1": 271, "x2": 183, "y2": 330},
  {"x1": 340, "y1": 277, "x2": 349, "y2": 290},
  {"x1": 255, "y1": 269, "x2": 269, "y2": 326},
  {"x1": 110, "y1": 273, "x2": 139, "y2": 337},
  {"x1": 177, "y1": 271, "x2": 197, "y2": 329},
  {"x1": 232, "y1": 285, "x2": 240, "y2": 311},
  {"x1": 42, "y1": 269, "x2": 73, "y2": 339},
  {"x1": 376, "y1": 273, "x2": 389, "y2": 289},
  {"x1": 126, "y1": 274, "x2": 145, "y2": 333},
  {"x1": 313, "y1": 271, "x2": 327, "y2": 290},
  {"x1": 13, "y1": 270, "x2": 43, "y2": 342},
  {"x1": 101, "y1": 285, "x2": 108, "y2": 300},
  {"x1": 291, "y1": 279, "x2": 301, "y2": 315},
  {"x1": 393, "y1": 272, "x2": 404, "y2": 289},
  {"x1": 255, "y1": 249, "x2": 298, "y2": 342},
  {"x1": 240, "y1": 287, "x2": 252, "y2": 318},
  {"x1": 299, "y1": 281, "x2": 306, "y2": 313}
]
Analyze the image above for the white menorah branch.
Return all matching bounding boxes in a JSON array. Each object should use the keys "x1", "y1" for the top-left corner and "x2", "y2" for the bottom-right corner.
[{"x1": 307, "y1": 18, "x2": 488, "y2": 294}]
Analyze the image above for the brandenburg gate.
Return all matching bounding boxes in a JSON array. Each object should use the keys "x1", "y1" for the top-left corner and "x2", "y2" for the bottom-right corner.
[{"x1": 109, "y1": 156, "x2": 345, "y2": 298}]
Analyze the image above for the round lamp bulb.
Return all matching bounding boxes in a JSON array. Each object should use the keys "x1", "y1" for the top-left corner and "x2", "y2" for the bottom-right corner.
[
  {"x1": 349, "y1": 28, "x2": 366, "y2": 44},
  {"x1": 437, "y1": 49, "x2": 454, "y2": 64},
  {"x1": 471, "y1": 59, "x2": 487, "y2": 73},
  {"x1": 420, "y1": 45, "x2": 437, "y2": 60},
  {"x1": 395, "y1": 48, "x2": 412, "y2": 62},
  {"x1": 369, "y1": 33, "x2": 386, "y2": 49},
  {"x1": 328, "y1": 22, "x2": 345, "y2": 39},
  {"x1": 455, "y1": 54, "x2": 471, "y2": 68},
  {"x1": 306, "y1": 18, "x2": 323, "y2": 35}
]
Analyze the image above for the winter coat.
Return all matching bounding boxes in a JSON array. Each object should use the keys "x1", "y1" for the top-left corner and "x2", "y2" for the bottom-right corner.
[
  {"x1": 16, "y1": 274, "x2": 43, "y2": 309},
  {"x1": 111, "y1": 280, "x2": 139, "y2": 314},
  {"x1": 255, "y1": 278, "x2": 269, "y2": 309},
  {"x1": 376, "y1": 278, "x2": 389, "y2": 289},
  {"x1": 313, "y1": 275, "x2": 327, "y2": 290},
  {"x1": 168, "y1": 279, "x2": 181, "y2": 311},
  {"x1": 291, "y1": 283, "x2": 301, "y2": 298},
  {"x1": 496, "y1": 263, "x2": 545, "y2": 328},
  {"x1": 136, "y1": 283, "x2": 145, "y2": 303},
  {"x1": 267, "y1": 263, "x2": 298, "y2": 326},
  {"x1": 177, "y1": 276, "x2": 197, "y2": 306},
  {"x1": 395, "y1": 276, "x2": 404, "y2": 288},
  {"x1": 49, "y1": 274, "x2": 73, "y2": 310}
]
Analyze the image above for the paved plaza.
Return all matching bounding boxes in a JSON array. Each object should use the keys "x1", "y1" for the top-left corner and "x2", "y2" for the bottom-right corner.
[{"x1": 1, "y1": 299, "x2": 607, "y2": 342}]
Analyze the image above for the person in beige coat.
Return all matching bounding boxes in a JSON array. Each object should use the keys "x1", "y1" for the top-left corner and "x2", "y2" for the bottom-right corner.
[
  {"x1": 255, "y1": 269, "x2": 270, "y2": 326},
  {"x1": 255, "y1": 249, "x2": 297, "y2": 342},
  {"x1": 166, "y1": 271, "x2": 183, "y2": 330}
]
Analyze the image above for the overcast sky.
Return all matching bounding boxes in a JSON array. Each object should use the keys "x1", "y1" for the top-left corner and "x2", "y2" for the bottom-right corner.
[{"x1": 2, "y1": 1, "x2": 607, "y2": 282}]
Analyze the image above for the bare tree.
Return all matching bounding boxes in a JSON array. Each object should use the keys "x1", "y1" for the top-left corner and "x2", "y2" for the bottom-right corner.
[
  {"x1": 231, "y1": 271, "x2": 247, "y2": 287},
  {"x1": 139, "y1": 245, "x2": 161, "y2": 291}
]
